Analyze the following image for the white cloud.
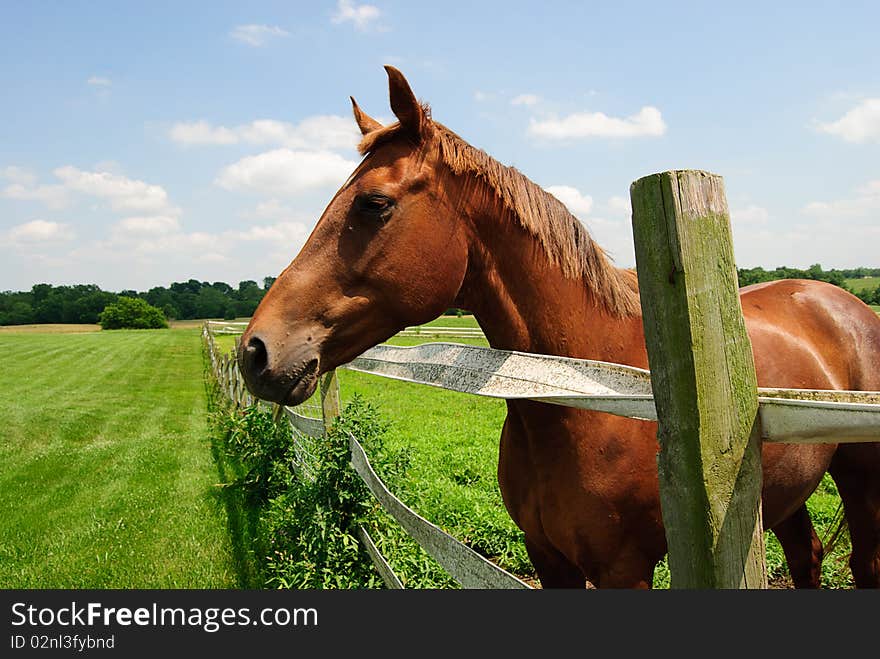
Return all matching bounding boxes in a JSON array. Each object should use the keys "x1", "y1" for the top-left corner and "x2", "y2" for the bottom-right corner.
[
  {"x1": 53, "y1": 166, "x2": 178, "y2": 215},
  {"x1": 732, "y1": 219, "x2": 880, "y2": 270},
  {"x1": 725, "y1": 186, "x2": 880, "y2": 269},
  {"x1": 230, "y1": 24, "x2": 290, "y2": 47},
  {"x1": 215, "y1": 148, "x2": 358, "y2": 196},
  {"x1": 732, "y1": 204, "x2": 770, "y2": 226},
  {"x1": 239, "y1": 116, "x2": 358, "y2": 150},
  {"x1": 802, "y1": 179, "x2": 880, "y2": 218},
  {"x1": 169, "y1": 115, "x2": 360, "y2": 151},
  {"x1": 87, "y1": 76, "x2": 111, "y2": 87},
  {"x1": 2, "y1": 165, "x2": 176, "y2": 216},
  {"x1": 92, "y1": 160, "x2": 124, "y2": 175},
  {"x1": 473, "y1": 90, "x2": 493, "y2": 102},
  {"x1": 605, "y1": 195, "x2": 631, "y2": 218},
  {"x1": 816, "y1": 98, "x2": 880, "y2": 143},
  {"x1": 1, "y1": 166, "x2": 36, "y2": 185},
  {"x1": 169, "y1": 121, "x2": 238, "y2": 145},
  {"x1": 511, "y1": 94, "x2": 539, "y2": 107},
  {"x1": 233, "y1": 221, "x2": 310, "y2": 244},
  {"x1": 2, "y1": 181, "x2": 69, "y2": 209},
  {"x1": 8, "y1": 220, "x2": 74, "y2": 243},
  {"x1": 114, "y1": 216, "x2": 181, "y2": 236},
  {"x1": 540, "y1": 186, "x2": 634, "y2": 264},
  {"x1": 331, "y1": 0, "x2": 381, "y2": 31},
  {"x1": 240, "y1": 199, "x2": 302, "y2": 222},
  {"x1": 581, "y1": 215, "x2": 635, "y2": 266},
  {"x1": 545, "y1": 185, "x2": 594, "y2": 218},
  {"x1": 529, "y1": 106, "x2": 667, "y2": 139}
]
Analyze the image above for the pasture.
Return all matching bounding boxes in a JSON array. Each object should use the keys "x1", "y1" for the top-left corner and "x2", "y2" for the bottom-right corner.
[
  {"x1": 0, "y1": 317, "x2": 858, "y2": 588},
  {"x1": 215, "y1": 315, "x2": 854, "y2": 587},
  {"x1": 335, "y1": 317, "x2": 854, "y2": 588},
  {"x1": 0, "y1": 327, "x2": 237, "y2": 587},
  {"x1": 846, "y1": 276, "x2": 880, "y2": 293}
]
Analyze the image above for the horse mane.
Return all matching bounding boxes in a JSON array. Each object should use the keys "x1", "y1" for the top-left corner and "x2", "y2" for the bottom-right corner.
[{"x1": 358, "y1": 110, "x2": 641, "y2": 317}]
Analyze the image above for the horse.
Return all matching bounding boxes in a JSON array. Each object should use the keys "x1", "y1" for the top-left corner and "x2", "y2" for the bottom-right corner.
[{"x1": 238, "y1": 66, "x2": 880, "y2": 588}]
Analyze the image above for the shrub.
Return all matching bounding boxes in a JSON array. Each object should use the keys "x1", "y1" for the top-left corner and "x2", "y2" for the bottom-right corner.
[
  {"x1": 212, "y1": 396, "x2": 387, "y2": 588},
  {"x1": 99, "y1": 296, "x2": 168, "y2": 329}
]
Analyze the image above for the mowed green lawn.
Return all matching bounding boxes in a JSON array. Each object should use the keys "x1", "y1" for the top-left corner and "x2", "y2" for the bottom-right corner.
[
  {"x1": 0, "y1": 328, "x2": 238, "y2": 588},
  {"x1": 215, "y1": 314, "x2": 854, "y2": 587},
  {"x1": 845, "y1": 276, "x2": 880, "y2": 293}
]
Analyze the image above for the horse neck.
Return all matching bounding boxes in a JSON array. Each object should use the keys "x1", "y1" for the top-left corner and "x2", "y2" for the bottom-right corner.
[{"x1": 454, "y1": 197, "x2": 647, "y2": 367}]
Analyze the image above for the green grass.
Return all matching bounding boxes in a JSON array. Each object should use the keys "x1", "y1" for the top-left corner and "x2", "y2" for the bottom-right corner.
[
  {"x1": 845, "y1": 276, "x2": 880, "y2": 293},
  {"x1": 419, "y1": 315, "x2": 480, "y2": 328},
  {"x1": 208, "y1": 315, "x2": 855, "y2": 588},
  {"x1": 338, "y1": 341, "x2": 534, "y2": 583},
  {"x1": 338, "y1": 364, "x2": 854, "y2": 588},
  {"x1": 0, "y1": 329, "x2": 238, "y2": 588}
]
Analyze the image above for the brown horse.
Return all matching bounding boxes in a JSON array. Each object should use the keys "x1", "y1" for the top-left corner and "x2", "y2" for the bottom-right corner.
[{"x1": 238, "y1": 66, "x2": 880, "y2": 588}]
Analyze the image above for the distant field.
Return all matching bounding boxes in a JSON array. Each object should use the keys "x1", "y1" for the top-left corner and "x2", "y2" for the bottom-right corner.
[
  {"x1": 0, "y1": 329, "x2": 238, "y2": 588},
  {"x1": 419, "y1": 315, "x2": 479, "y2": 328},
  {"x1": 170, "y1": 317, "x2": 250, "y2": 330},
  {"x1": 0, "y1": 323, "x2": 99, "y2": 334},
  {"x1": 846, "y1": 276, "x2": 880, "y2": 293}
]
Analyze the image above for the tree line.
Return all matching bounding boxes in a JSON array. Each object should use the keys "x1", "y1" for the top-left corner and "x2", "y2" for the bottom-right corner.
[
  {"x1": 1, "y1": 264, "x2": 878, "y2": 327},
  {"x1": 0, "y1": 277, "x2": 277, "y2": 326},
  {"x1": 737, "y1": 265, "x2": 880, "y2": 305}
]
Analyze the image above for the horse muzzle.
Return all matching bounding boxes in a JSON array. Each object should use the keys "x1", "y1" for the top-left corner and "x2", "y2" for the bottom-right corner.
[{"x1": 237, "y1": 330, "x2": 322, "y2": 406}]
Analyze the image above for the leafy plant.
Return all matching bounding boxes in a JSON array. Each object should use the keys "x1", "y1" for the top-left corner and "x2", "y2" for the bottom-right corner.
[{"x1": 99, "y1": 296, "x2": 167, "y2": 329}]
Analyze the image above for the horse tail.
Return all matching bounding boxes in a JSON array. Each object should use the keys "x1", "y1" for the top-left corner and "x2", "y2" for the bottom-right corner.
[{"x1": 820, "y1": 500, "x2": 848, "y2": 558}]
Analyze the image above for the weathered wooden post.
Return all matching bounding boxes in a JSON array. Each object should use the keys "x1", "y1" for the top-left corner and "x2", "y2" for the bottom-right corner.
[
  {"x1": 630, "y1": 170, "x2": 767, "y2": 588},
  {"x1": 320, "y1": 370, "x2": 341, "y2": 434}
]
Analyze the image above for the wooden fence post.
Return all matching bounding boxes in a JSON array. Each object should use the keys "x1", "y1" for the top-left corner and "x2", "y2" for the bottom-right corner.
[
  {"x1": 630, "y1": 170, "x2": 767, "y2": 588},
  {"x1": 320, "y1": 370, "x2": 341, "y2": 435}
]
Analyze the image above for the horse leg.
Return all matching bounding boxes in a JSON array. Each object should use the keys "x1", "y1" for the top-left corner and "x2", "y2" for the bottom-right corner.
[
  {"x1": 595, "y1": 545, "x2": 655, "y2": 589},
  {"x1": 771, "y1": 504, "x2": 823, "y2": 588},
  {"x1": 830, "y1": 446, "x2": 880, "y2": 588},
  {"x1": 524, "y1": 536, "x2": 585, "y2": 589}
]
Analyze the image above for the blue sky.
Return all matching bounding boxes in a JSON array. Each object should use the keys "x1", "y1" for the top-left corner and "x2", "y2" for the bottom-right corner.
[{"x1": 1, "y1": 1, "x2": 878, "y2": 291}]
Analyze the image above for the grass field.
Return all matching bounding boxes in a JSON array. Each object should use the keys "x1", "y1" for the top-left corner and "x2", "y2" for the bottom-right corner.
[
  {"x1": 214, "y1": 314, "x2": 853, "y2": 587},
  {"x1": 0, "y1": 323, "x2": 100, "y2": 334},
  {"x1": 0, "y1": 328, "x2": 238, "y2": 588},
  {"x1": 845, "y1": 276, "x2": 880, "y2": 293},
  {"x1": 1, "y1": 318, "x2": 857, "y2": 588}
]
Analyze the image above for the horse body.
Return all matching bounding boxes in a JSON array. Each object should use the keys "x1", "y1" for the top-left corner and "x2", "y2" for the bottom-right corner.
[
  {"x1": 238, "y1": 66, "x2": 880, "y2": 587},
  {"x1": 456, "y1": 193, "x2": 867, "y2": 587}
]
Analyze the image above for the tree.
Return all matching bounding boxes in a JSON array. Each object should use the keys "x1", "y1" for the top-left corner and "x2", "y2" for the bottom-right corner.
[
  {"x1": 99, "y1": 297, "x2": 168, "y2": 330},
  {"x1": 194, "y1": 287, "x2": 227, "y2": 319}
]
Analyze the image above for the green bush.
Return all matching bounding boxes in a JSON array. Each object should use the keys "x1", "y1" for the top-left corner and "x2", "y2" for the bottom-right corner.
[
  {"x1": 99, "y1": 297, "x2": 168, "y2": 330},
  {"x1": 208, "y1": 385, "x2": 461, "y2": 589},
  {"x1": 212, "y1": 396, "x2": 388, "y2": 588}
]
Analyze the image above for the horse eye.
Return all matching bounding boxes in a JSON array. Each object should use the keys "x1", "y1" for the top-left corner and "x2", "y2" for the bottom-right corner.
[{"x1": 357, "y1": 194, "x2": 394, "y2": 219}]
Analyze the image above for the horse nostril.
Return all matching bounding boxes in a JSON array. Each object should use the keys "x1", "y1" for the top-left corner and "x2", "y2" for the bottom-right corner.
[{"x1": 245, "y1": 336, "x2": 268, "y2": 374}]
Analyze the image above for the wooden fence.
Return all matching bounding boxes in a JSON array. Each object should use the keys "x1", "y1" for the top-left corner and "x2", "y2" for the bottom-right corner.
[{"x1": 203, "y1": 169, "x2": 880, "y2": 589}]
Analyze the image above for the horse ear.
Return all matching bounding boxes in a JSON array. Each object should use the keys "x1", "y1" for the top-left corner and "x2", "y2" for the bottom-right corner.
[
  {"x1": 384, "y1": 65, "x2": 426, "y2": 136},
  {"x1": 350, "y1": 96, "x2": 382, "y2": 135}
]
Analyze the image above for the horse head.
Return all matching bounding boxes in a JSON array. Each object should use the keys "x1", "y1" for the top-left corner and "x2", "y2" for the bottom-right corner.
[{"x1": 238, "y1": 67, "x2": 470, "y2": 405}]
